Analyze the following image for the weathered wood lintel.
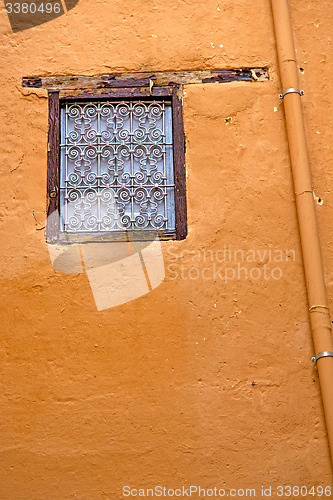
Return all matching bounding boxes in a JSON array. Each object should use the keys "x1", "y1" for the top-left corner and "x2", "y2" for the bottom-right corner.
[
  {"x1": 22, "y1": 68, "x2": 269, "y2": 90},
  {"x1": 58, "y1": 86, "x2": 174, "y2": 100}
]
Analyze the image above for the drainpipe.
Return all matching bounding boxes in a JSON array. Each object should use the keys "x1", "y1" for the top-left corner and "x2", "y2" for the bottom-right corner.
[{"x1": 270, "y1": 0, "x2": 333, "y2": 467}]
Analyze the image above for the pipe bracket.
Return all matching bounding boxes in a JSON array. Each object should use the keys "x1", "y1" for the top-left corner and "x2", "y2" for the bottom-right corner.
[
  {"x1": 279, "y1": 88, "x2": 304, "y2": 99},
  {"x1": 311, "y1": 351, "x2": 333, "y2": 363}
]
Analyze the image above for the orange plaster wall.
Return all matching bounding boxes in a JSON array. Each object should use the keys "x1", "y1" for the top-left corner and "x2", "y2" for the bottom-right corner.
[{"x1": 0, "y1": 0, "x2": 333, "y2": 497}]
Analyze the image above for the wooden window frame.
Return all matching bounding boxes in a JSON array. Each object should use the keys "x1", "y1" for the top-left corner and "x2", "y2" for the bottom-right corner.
[{"x1": 46, "y1": 85, "x2": 187, "y2": 244}]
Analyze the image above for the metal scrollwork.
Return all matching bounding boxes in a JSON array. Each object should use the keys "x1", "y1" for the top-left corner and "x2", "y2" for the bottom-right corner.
[{"x1": 60, "y1": 99, "x2": 175, "y2": 233}]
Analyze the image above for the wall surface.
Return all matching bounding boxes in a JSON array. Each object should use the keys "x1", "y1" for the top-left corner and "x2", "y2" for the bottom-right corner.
[{"x1": 1, "y1": 0, "x2": 333, "y2": 498}]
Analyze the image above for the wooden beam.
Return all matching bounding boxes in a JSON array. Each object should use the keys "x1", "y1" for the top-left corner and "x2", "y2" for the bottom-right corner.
[
  {"x1": 172, "y1": 86, "x2": 187, "y2": 240},
  {"x1": 22, "y1": 68, "x2": 269, "y2": 89},
  {"x1": 46, "y1": 90, "x2": 60, "y2": 244},
  {"x1": 58, "y1": 87, "x2": 174, "y2": 100}
]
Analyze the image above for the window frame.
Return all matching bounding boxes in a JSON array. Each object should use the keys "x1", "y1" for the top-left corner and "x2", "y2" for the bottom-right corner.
[{"x1": 46, "y1": 85, "x2": 187, "y2": 243}]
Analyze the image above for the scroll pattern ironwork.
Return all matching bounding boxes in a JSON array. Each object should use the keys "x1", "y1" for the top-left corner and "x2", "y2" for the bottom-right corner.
[{"x1": 59, "y1": 100, "x2": 175, "y2": 233}]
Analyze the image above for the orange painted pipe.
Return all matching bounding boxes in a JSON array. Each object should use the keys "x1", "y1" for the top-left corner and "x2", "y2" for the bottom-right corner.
[{"x1": 270, "y1": 0, "x2": 333, "y2": 468}]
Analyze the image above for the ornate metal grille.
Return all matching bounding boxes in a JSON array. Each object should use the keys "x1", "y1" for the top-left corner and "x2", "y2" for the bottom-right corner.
[{"x1": 59, "y1": 99, "x2": 175, "y2": 235}]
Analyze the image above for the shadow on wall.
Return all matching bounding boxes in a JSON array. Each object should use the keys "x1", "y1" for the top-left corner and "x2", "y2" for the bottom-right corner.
[
  {"x1": 4, "y1": 0, "x2": 80, "y2": 32},
  {"x1": 47, "y1": 193, "x2": 166, "y2": 311}
]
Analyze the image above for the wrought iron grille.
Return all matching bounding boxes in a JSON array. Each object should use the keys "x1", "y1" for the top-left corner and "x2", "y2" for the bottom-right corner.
[{"x1": 59, "y1": 99, "x2": 175, "y2": 234}]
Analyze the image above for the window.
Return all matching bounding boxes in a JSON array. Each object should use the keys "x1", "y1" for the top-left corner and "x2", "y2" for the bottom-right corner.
[{"x1": 46, "y1": 86, "x2": 187, "y2": 243}]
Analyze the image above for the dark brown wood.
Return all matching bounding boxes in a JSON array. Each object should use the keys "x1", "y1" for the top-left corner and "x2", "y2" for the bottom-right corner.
[
  {"x1": 172, "y1": 86, "x2": 187, "y2": 240},
  {"x1": 46, "y1": 90, "x2": 60, "y2": 244},
  {"x1": 23, "y1": 77, "x2": 42, "y2": 88},
  {"x1": 96, "y1": 76, "x2": 155, "y2": 88},
  {"x1": 59, "y1": 86, "x2": 173, "y2": 101},
  {"x1": 202, "y1": 68, "x2": 261, "y2": 83},
  {"x1": 23, "y1": 68, "x2": 269, "y2": 89},
  {"x1": 56, "y1": 229, "x2": 176, "y2": 244}
]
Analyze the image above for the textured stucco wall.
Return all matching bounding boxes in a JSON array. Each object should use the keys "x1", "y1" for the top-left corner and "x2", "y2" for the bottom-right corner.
[{"x1": 1, "y1": 0, "x2": 333, "y2": 498}]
